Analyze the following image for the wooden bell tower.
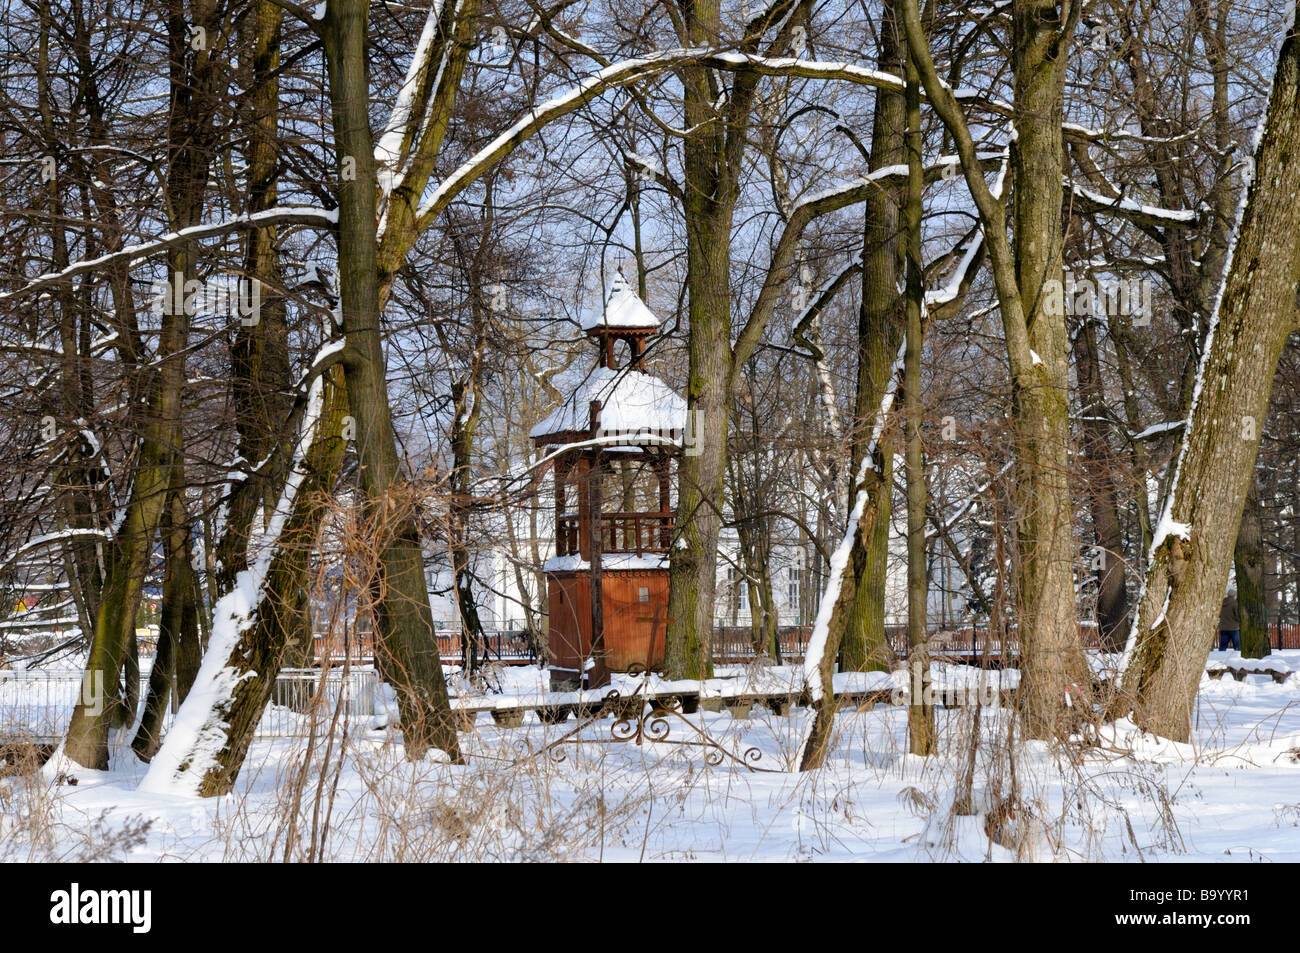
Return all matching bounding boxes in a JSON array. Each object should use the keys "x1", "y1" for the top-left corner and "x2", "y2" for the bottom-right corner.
[{"x1": 530, "y1": 273, "x2": 686, "y2": 689}]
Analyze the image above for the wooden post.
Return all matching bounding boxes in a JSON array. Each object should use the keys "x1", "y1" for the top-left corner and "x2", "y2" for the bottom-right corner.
[
  {"x1": 588, "y1": 450, "x2": 607, "y2": 688},
  {"x1": 554, "y1": 455, "x2": 567, "y2": 556},
  {"x1": 587, "y1": 401, "x2": 608, "y2": 688},
  {"x1": 576, "y1": 455, "x2": 590, "y2": 562},
  {"x1": 657, "y1": 454, "x2": 671, "y2": 549}
]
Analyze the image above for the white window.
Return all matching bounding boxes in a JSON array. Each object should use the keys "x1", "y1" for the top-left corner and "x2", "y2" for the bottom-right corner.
[{"x1": 727, "y1": 566, "x2": 745, "y2": 613}]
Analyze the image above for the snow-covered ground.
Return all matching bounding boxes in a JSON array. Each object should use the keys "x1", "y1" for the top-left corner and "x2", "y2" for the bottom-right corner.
[{"x1": 4, "y1": 653, "x2": 1299, "y2": 862}]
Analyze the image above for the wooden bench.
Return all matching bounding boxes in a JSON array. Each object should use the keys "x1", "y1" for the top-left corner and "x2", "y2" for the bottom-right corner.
[{"x1": 1205, "y1": 664, "x2": 1293, "y2": 684}]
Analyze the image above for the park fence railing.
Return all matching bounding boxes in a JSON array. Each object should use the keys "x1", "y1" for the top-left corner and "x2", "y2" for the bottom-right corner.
[{"x1": 0, "y1": 666, "x2": 378, "y2": 744}]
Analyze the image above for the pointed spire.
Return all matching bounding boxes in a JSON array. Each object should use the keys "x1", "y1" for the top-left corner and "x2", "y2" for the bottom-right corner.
[{"x1": 581, "y1": 270, "x2": 660, "y2": 332}]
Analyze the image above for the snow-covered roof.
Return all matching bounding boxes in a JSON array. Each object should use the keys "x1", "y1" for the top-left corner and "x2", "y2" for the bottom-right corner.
[
  {"x1": 581, "y1": 271, "x2": 661, "y2": 332},
  {"x1": 530, "y1": 366, "x2": 686, "y2": 443}
]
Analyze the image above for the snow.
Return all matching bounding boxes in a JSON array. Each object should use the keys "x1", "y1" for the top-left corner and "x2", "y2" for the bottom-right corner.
[
  {"x1": 0, "y1": 207, "x2": 338, "y2": 303},
  {"x1": 0, "y1": 528, "x2": 109, "y2": 575},
  {"x1": 1132, "y1": 419, "x2": 1186, "y2": 441},
  {"x1": 1151, "y1": 512, "x2": 1192, "y2": 552},
  {"x1": 1119, "y1": 19, "x2": 1284, "y2": 669},
  {"x1": 799, "y1": 339, "x2": 906, "y2": 711},
  {"x1": 530, "y1": 366, "x2": 686, "y2": 441},
  {"x1": 582, "y1": 271, "x2": 660, "y2": 331},
  {"x1": 416, "y1": 49, "x2": 709, "y2": 224},
  {"x1": 1070, "y1": 182, "x2": 1198, "y2": 224},
  {"x1": 924, "y1": 222, "x2": 986, "y2": 309},
  {"x1": 703, "y1": 53, "x2": 905, "y2": 96},
  {"x1": 374, "y1": 1, "x2": 446, "y2": 196},
  {"x1": 543, "y1": 553, "x2": 668, "y2": 572},
  {"x1": 12, "y1": 653, "x2": 1300, "y2": 862},
  {"x1": 138, "y1": 339, "x2": 334, "y2": 796}
]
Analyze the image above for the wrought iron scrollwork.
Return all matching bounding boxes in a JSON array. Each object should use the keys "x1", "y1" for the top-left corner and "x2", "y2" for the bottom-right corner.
[{"x1": 517, "y1": 674, "x2": 776, "y2": 772}]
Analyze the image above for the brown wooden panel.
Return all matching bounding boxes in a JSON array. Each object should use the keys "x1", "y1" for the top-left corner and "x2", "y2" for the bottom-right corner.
[
  {"x1": 547, "y1": 573, "x2": 590, "y2": 674},
  {"x1": 546, "y1": 570, "x2": 668, "y2": 674},
  {"x1": 599, "y1": 572, "x2": 668, "y2": 671}
]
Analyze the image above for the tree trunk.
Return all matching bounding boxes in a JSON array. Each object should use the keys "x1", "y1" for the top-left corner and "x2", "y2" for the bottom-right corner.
[
  {"x1": 902, "y1": 44, "x2": 934, "y2": 756},
  {"x1": 131, "y1": 486, "x2": 201, "y2": 760},
  {"x1": 664, "y1": 207, "x2": 730, "y2": 680},
  {"x1": 322, "y1": 0, "x2": 460, "y2": 761},
  {"x1": 449, "y1": 372, "x2": 486, "y2": 676},
  {"x1": 63, "y1": 0, "x2": 225, "y2": 768},
  {"x1": 798, "y1": 455, "x2": 892, "y2": 769},
  {"x1": 1073, "y1": 315, "x2": 1130, "y2": 651},
  {"x1": 1236, "y1": 478, "x2": 1269, "y2": 659},
  {"x1": 140, "y1": 366, "x2": 350, "y2": 796},
  {"x1": 1005, "y1": 0, "x2": 1091, "y2": 739},
  {"x1": 840, "y1": 4, "x2": 906, "y2": 675},
  {"x1": 37, "y1": 1, "x2": 108, "y2": 655},
  {"x1": 215, "y1": 0, "x2": 296, "y2": 599},
  {"x1": 1121, "y1": 9, "x2": 1300, "y2": 739},
  {"x1": 900, "y1": 0, "x2": 1090, "y2": 739},
  {"x1": 799, "y1": 0, "x2": 913, "y2": 768}
]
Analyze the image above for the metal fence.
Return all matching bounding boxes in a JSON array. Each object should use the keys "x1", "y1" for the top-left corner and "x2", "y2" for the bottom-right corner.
[
  {"x1": 314, "y1": 630, "x2": 539, "y2": 666},
  {"x1": 1271, "y1": 623, "x2": 1300, "y2": 649},
  {"x1": 0, "y1": 667, "x2": 378, "y2": 744},
  {"x1": 712, "y1": 626, "x2": 813, "y2": 662}
]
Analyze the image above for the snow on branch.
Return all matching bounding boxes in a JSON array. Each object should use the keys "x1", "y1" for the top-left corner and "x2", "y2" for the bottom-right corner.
[
  {"x1": 1131, "y1": 419, "x2": 1187, "y2": 442},
  {"x1": 1069, "y1": 182, "x2": 1199, "y2": 229},
  {"x1": 799, "y1": 340, "x2": 907, "y2": 706},
  {"x1": 0, "y1": 528, "x2": 109, "y2": 577},
  {"x1": 374, "y1": 0, "x2": 449, "y2": 199},
  {"x1": 702, "y1": 52, "x2": 905, "y2": 94},
  {"x1": 791, "y1": 259, "x2": 861, "y2": 358},
  {"x1": 415, "y1": 49, "x2": 710, "y2": 229},
  {"x1": 140, "y1": 340, "x2": 334, "y2": 796},
  {"x1": 925, "y1": 460, "x2": 1014, "y2": 539},
  {"x1": 0, "y1": 207, "x2": 339, "y2": 303}
]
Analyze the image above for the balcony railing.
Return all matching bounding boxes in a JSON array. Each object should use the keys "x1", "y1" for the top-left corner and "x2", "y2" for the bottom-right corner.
[{"x1": 555, "y1": 512, "x2": 673, "y2": 557}]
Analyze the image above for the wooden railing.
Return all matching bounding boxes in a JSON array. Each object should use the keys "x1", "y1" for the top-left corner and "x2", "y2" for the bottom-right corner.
[
  {"x1": 712, "y1": 626, "x2": 812, "y2": 661},
  {"x1": 555, "y1": 512, "x2": 673, "y2": 557},
  {"x1": 1272, "y1": 622, "x2": 1300, "y2": 649},
  {"x1": 313, "y1": 631, "x2": 539, "y2": 666},
  {"x1": 601, "y1": 512, "x2": 672, "y2": 555}
]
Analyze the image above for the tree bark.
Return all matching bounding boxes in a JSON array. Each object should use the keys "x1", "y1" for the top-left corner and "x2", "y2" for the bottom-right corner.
[
  {"x1": 902, "y1": 0, "x2": 1090, "y2": 740},
  {"x1": 140, "y1": 365, "x2": 350, "y2": 796},
  {"x1": 902, "y1": 48, "x2": 934, "y2": 755},
  {"x1": 322, "y1": 0, "x2": 460, "y2": 762},
  {"x1": 1073, "y1": 314, "x2": 1130, "y2": 651},
  {"x1": 1236, "y1": 478, "x2": 1269, "y2": 659},
  {"x1": 1004, "y1": 0, "x2": 1091, "y2": 739},
  {"x1": 1122, "y1": 8, "x2": 1300, "y2": 739},
  {"x1": 215, "y1": 0, "x2": 296, "y2": 601},
  {"x1": 663, "y1": 0, "x2": 809, "y2": 680},
  {"x1": 64, "y1": 0, "x2": 225, "y2": 767},
  {"x1": 840, "y1": 4, "x2": 906, "y2": 675},
  {"x1": 131, "y1": 487, "x2": 201, "y2": 760}
]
